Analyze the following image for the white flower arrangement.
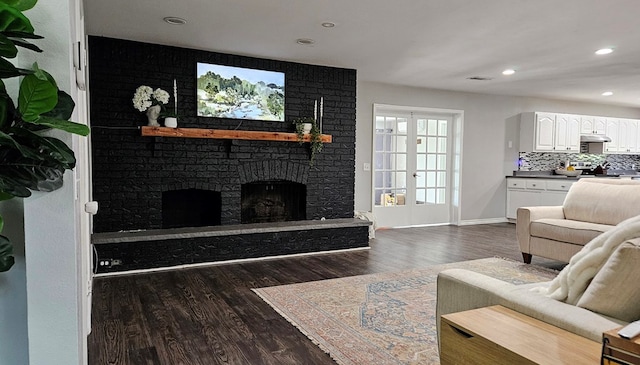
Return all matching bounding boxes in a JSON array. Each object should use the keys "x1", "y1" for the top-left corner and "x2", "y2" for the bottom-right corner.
[{"x1": 132, "y1": 85, "x2": 170, "y2": 112}]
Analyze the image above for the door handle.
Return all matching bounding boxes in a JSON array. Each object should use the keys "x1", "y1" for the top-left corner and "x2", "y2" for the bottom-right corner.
[{"x1": 413, "y1": 173, "x2": 420, "y2": 178}]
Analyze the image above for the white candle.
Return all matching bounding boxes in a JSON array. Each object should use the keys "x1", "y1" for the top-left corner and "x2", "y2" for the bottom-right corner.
[
  {"x1": 320, "y1": 97, "x2": 323, "y2": 133},
  {"x1": 314, "y1": 99, "x2": 317, "y2": 122},
  {"x1": 173, "y1": 79, "x2": 178, "y2": 115}
]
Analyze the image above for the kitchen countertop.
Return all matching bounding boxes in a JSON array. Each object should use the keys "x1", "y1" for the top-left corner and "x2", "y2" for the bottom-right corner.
[
  {"x1": 507, "y1": 171, "x2": 640, "y2": 180},
  {"x1": 506, "y1": 175, "x2": 582, "y2": 179}
]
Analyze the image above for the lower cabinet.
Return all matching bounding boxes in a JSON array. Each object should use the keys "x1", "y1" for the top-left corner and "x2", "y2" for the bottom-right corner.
[{"x1": 506, "y1": 178, "x2": 574, "y2": 219}]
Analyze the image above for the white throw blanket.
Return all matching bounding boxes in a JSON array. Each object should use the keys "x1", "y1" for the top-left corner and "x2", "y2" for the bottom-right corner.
[
  {"x1": 354, "y1": 210, "x2": 376, "y2": 239},
  {"x1": 538, "y1": 214, "x2": 640, "y2": 304}
]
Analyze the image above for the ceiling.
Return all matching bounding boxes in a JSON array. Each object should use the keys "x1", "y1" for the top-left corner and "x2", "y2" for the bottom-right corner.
[{"x1": 84, "y1": 0, "x2": 640, "y2": 108}]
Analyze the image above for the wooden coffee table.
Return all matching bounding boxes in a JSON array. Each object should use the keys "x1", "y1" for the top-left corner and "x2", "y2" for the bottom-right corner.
[{"x1": 440, "y1": 305, "x2": 601, "y2": 365}]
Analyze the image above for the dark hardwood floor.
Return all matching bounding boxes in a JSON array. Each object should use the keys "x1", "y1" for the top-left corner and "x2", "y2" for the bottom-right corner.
[{"x1": 88, "y1": 223, "x2": 562, "y2": 364}]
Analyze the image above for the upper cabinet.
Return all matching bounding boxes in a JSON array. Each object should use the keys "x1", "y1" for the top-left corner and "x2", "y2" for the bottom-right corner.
[
  {"x1": 534, "y1": 112, "x2": 555, "y2": 151},
  {"x1": 555, "y1": 114, "x2": 581, "y2": 152},
  {"x1": 580, "y1": 116, "x2": 606, "y2": 135},
  {"x1": 605, "y1": 118, "x2": 620, "y2": 153},
  {"x1": 605, "y1": 118, "x2": 639, "y2": 154},
  {"x1": 521, "y1": 112, "x2": 640, "y2": 154},
  {"x1": 520, "y1": 112, "x2": 579, "y2": 153}
]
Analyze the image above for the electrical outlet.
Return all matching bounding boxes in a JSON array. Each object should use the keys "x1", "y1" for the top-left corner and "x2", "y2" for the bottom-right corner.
[
  {"x1": 98, "y1": 259, "x2": 111, "y2": 267},
  {"x1": 98, "y1": 259, "x2": 123, "y2": 268}
]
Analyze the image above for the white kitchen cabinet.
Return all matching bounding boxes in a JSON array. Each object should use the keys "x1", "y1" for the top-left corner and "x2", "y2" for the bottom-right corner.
[
  {"x1": 506, "y1": 190, "x2": 540, "y2": 219},
  {"x1": 580, "y1": 116, "x2": 595, "y2": 134},
  {"x1": 506, "y1": 178, "x2": 574, "y2": 219},
  {"x1": 604, "y1": 118, "x2": 620, "y2": 153},
  {"x1": 581, "y1": 116, "x2": 607, "y2": 135},
  {"x1": 535, "y1": 112, "x2": 555, "y2": 151},
  {"x1": 627, "y1": 119, "x2": 639, "y2": 153},
  {"x1": 520, "y1": 112, "x2": 579, "y2": 153},
  {"x1": 561, "y1": 114, "x2": 581, "y2": 152},
  {"x1": 608, "y1": 118, "x2": 639, "y2": 154},
  {"x1": 521, "y1": 112, "x2": 640, "y2": 154}
]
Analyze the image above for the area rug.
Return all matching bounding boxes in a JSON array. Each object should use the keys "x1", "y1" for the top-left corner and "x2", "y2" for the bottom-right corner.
[{"x1": 252, "y1": 257, "x2": 558, "y2": 365}]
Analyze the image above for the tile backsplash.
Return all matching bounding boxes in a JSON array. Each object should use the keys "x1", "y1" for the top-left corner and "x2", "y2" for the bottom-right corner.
[{"x1": 518, "y1": 151, "x2": 640, "y2": 171}]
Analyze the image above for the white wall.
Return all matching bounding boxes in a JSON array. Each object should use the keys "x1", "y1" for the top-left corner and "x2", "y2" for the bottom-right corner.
[
  {"x1": 355, "y1": 81, "x2": 640, "y2": 222},
  {"x1": 0, "y1": 200, "x2": 28, "y2": 365},
  {"x1": 0, "y1": 1, "x2": 84, "y2": 364}
]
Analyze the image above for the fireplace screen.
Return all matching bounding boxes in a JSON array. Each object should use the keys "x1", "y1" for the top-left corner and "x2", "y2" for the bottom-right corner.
[
  {"x1": 162, "y1": 189, "x2": 221, "y2": 229},
  {"x1": 241, "y1": 180, "x2": 306, "y2": 223}
]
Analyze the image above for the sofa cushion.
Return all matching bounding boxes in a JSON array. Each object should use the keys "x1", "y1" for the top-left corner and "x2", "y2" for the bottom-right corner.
[
  {"x1": 530, "y1": 218, "x2": 613, "y2": 246},
  {"x1": 576, "y1": 241, "x2": 640, "y2": 322},
  {"x1": 563, "y1": 179, "x2": 640, "y2": 225}
]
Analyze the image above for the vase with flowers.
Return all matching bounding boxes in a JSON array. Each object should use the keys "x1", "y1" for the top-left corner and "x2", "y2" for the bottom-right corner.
[{"x1": 132, "y1": 85, "x2": 170, "y2": 126}]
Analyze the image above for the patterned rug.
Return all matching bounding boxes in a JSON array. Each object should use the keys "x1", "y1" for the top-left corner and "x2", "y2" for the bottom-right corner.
[{"x1": 252, "y1": 257, "x2": 558, "y2": 365}]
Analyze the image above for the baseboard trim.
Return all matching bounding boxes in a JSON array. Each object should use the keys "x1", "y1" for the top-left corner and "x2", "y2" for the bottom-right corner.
[
  {"x1": 390, "y1": 222, "x2": 451, "y2": 229},
  {"x1": 93, "y1": 246, "x2": 371, "y2": 278},
  {"x1": 457, "y1": 218, "x2": 508, "y2": 226}
]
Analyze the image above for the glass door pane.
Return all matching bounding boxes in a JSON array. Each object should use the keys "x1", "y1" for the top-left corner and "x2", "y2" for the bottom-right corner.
[
  {"x1": 374, "y1": 115, "x2": 408, "y2": 206},
  {"x1": 417, "y1": 118, "x2": 448, "y2": 205}
]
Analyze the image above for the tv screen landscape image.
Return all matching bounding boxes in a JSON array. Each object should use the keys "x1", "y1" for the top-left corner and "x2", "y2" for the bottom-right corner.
[{"x1": 196, "y1": 63, "x2": 285, "y2": 121}]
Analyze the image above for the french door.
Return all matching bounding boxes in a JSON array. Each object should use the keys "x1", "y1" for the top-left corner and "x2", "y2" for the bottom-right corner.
[{"x1": 372, "y1": 106, "x2": 453, "y2": 227}]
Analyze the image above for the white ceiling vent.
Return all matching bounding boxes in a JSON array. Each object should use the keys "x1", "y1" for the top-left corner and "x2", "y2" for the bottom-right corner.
[{"x1": 467, "y1": 76, "x2": 493, "y2": 81}]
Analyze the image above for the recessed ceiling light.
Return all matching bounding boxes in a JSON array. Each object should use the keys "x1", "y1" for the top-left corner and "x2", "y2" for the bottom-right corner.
[
  {"x1": 595, "y1": 48, "x2": 613, "y2": 55},
  {"x1": 502, "y1": 69, "x2": 516, "y2": 76},
  {"x1": 296, "y1": 38, "x2": 315, "y2": 45},
  {"x1": 602, "y1": 91, "x2": 613, "y2": 96},
  {"x1": 163, "y1": 16, "x2": 187, "y2": 25},
  {"x1": 321, "y1": 22, "x2": 336, "y2": 28}
]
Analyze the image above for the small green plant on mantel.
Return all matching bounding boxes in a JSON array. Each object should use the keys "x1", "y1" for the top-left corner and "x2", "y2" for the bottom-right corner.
[
  {"x1": 0, "y1": 0, "x2": 90, "y2": 272},
  {"x1": 292, "y1": 117, "x2": 323, "y2": 166}
]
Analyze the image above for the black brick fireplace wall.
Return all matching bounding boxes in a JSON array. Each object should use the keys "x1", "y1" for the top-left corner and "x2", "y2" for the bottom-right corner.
[{"x1": 88, "y1": 37, "x2": 357, "y2": 233}]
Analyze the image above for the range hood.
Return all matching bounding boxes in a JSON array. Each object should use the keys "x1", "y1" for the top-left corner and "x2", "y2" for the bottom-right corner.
[{"x1": 580, "y1": 134, "x2": 611, "y2": 143}]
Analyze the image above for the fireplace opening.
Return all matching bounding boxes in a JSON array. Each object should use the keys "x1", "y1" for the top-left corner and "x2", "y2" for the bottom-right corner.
[
  {"x1": 162, "y1": 189, "x2": 221, "y2": 229},
  {"x1": 241, "y1": 180, "x2": 306, "y2": 224}
]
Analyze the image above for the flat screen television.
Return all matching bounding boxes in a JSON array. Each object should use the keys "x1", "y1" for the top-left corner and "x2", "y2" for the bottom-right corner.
[{"x1": 196, "y1": 62, "x2": 285, "y2": 121}]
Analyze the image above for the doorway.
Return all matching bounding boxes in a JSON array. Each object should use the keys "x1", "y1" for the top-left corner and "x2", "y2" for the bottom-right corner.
[{"x1": 372, "y1": 105, "x2": 462, "y2": 227}]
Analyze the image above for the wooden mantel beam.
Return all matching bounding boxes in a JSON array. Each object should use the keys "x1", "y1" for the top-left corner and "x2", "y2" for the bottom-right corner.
[{"x1": 141, "y1": 126, "x2": 332, "y2": 143}]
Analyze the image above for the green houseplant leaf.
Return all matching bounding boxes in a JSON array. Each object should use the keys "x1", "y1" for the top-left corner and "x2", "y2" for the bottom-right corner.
[
  {"x1": 10, "y1": 128, "x2": 77, "y2": 167},
  {"x1": 42, "y1": 90, "x2": 74, "y2": 120},
  {"x1": 0, "y1": 33, "x2": 17, "y2": 58},
  {"x1": 0, "y1": 2, "x2": 33, "y2": 33},
  {"x1": 6, "y1": 36, "x2": 41, "y2": 52},
  {"x1": 32, "y1": 115, "x2": 89, "y2": 136},
  {"x1": 0, "y1": 56, "x2": 30, "y2": 78},
  {"x1": 0, "y1": 0, "x2": 37, "y2": 12},
  {"x1": 0, "y1": 235, "x2": 14, "y2": 272},
  {"x1": 18, "y1": 70, "x2": 57, "y2": 121},
  {"x1": 0, "y1": 92, "x2": 15, "y2": 131}
]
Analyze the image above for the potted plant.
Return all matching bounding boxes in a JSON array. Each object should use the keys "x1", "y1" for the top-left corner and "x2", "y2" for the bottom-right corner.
[
  {"x1": 0, "y1": 0, "x2": 90, "y2": 272},
  {"x1": 292, "y1": 117, "x2": 323, "y2": 166},
  {"x1": 292, "y1": 117, "x2": 313, "y2": 138},
  {"x1": 161, "y1": 111, "x2": 179, "y2": 128}
]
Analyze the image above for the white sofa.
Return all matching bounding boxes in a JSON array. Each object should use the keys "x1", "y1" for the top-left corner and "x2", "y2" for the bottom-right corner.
[
  {"x1": 435, "y1": 267, "x2": 625, "y2": 345},
  {"x1": 517, "y1": 178, "x2": 640, "y2": 263},
  {"x1": 437, "y1": 234, "x2": 640, "y2": 354}
]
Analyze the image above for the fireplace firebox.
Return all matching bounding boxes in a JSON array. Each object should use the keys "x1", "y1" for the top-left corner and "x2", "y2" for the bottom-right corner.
[
  {"x1": 241, "y1": 180, "x2": 306, "y2": 224},
  {"x1": 162, "y1": 189, "x2": 222, "y2": 229}
]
